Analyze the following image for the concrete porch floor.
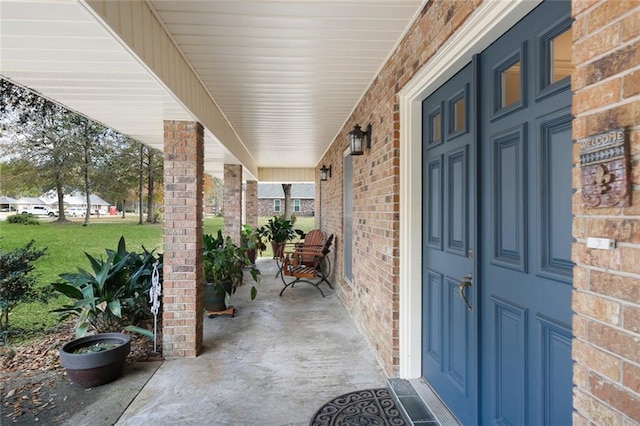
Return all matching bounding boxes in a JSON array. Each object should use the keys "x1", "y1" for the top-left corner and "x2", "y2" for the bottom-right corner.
[{"x1": 115, "y1": 257, "x2": 388, "y2": 425}]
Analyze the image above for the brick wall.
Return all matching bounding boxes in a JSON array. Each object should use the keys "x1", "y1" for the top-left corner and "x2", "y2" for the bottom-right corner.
[
  {"x1": 318, "y1": 0, "x2": 481, "y2": 376},
  {"x1": 257, "y1": 199, "x2": 315, "y2": 217},
  {"x1": 317, "y1": 8, "x2": 640, "y2": 425},
  {"x1": 162, "y1": 120, "x2": 204, "y2": 357},
  {"x1": 571, "y1": 1, "x2": 640, "y2": 424},
  {"x1": 223, "y1": 164, "x2": 243, "y2": 245}
]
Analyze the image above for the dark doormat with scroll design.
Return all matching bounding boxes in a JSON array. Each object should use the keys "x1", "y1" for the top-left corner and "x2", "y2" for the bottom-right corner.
[{"x1": 310, "y1": 388, "x2": 408, "y2": 425}]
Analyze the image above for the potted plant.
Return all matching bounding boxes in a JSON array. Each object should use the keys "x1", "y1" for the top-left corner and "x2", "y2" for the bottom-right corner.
[
  {"x1": 51, "y1": 236, "x2": 161, "y2": 387},
  {"x1": 240, "y1": 224, "x2": 267, "y2": 264},
  {"x1": 203, "y1": 230, "x2": 260, "y2": 312},
  {"x1": 263, "y1": 216, "x2": 303, "y2": 258},
  {"x1": 58, "y1": 332, "x2": 131, "y2": 388}
]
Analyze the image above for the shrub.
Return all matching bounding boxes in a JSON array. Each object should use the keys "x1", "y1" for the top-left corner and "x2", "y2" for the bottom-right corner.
[
  {"x1": 5, "y1": 213, "x2": 40, "y2": 225},
  {"x1": 0, "y1": 240, "x2": 47, "y2": 330}
]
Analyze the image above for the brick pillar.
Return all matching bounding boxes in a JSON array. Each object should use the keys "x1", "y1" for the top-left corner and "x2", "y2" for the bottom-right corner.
[
  {"x1": 245, "y1": 180, "x2": 258, "y2": 228},
  {"x1": 223, "y1": 164, "x2": 243, "y2": 245},
  {"x1": 571, "y1": 1, "x2": 640, "y2": 424},
  {"x1": 162, "y1": 120, "x2": 204, "y2": 358}
]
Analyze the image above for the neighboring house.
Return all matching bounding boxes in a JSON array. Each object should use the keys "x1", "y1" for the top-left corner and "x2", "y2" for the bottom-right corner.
[
  {"x1": 0, "y1": 196, "x2": 17, "y2": 212},
  {"x1": 40, "y1": 191, "x2": 111, "y2": 215},
  {"x1": 257, "y1": 183, "x2": 314, "y2": 217}
]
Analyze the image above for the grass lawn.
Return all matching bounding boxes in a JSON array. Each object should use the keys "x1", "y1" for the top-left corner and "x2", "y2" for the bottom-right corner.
[
  {"x1": 0, "y1": 217, "x2": 165, "y2": 337},
  {"x1": 0, "y1": 214, "x2": 315, "y2": 339}
]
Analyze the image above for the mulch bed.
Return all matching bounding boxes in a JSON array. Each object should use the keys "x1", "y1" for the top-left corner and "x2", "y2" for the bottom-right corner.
[{"x1": 1, "y1": 320, "x2": 162, "y2": 424}]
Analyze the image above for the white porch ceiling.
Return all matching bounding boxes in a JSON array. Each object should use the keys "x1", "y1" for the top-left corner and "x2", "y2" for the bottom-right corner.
[{"x1": 0, "y1": 0, "x2": 424, "y2": 180}]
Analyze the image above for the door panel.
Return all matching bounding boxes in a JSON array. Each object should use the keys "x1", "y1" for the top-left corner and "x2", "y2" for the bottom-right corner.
[
  {"x1": 422, "y1": 62, "x2": 477, "y2": 426},
  {"x1": 447, "y1": 147, "x2": 468, "y2": 255},
  {"x1": 538, "y1": 112, "x2": 574, "y2": 283},
  {"x1": 480, "y1": 2, "x2": 573, "y2": 425},
  {"x1": 492, "y1": 296, "x2": 527, "y2": 425},
  {"x1": 491, "y1": 125, "x2": 527, "y2": 272}
]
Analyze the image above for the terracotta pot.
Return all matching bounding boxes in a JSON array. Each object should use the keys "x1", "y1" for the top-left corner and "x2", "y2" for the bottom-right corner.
[
  {"x1": 271, "y1": 241, "x2": 285, "y2": 259},
  {"x1": 59, "y1": 332, "x2": 131, "y2": 388}
]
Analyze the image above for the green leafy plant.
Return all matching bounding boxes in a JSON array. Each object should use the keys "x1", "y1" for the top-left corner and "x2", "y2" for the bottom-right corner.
[
  {"x1": 51, "y1": 236, "x2": 161, "y2": 338},
  {"x1": 73, "y1": 342, "x2": 118, "y2": 354},
  {"x1": 241, "y1": 224, "x2": 267, "y2": 253},
  {"x1": 203, "y1": 230, "x2": 260, "y2": 302},
  {"x1": 0, "y1": 240, "x2": 47, "y2": 330},
  {"x1": 263, "y1": 216, "x2": 303, "y2": 244},
  {"x1": 5, "y1": 213, "x2": 40, "y2": 225}
]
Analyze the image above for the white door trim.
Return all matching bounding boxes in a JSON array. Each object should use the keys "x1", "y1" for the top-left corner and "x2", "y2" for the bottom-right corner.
[{"x1": 398, "y1": 0, "x2": 542, "y2": 379}]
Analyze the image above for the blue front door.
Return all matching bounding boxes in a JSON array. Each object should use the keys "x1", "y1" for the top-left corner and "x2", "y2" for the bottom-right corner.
[
  {"x1": 422, "y1": 1, "x2": 573, "y2": 424},
  {"x1": 422, "y1": 62, "x2": 478, "y2": 425},
  {"x1": 479, "y1": 2, "x2": 573, "y2": 424}
]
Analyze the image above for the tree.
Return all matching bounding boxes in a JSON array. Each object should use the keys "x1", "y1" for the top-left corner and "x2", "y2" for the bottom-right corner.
[
  {"x1": 69, "y1": 115, "x2": 105, "y2": 225},
  {"x1": 204, "y1": 175, "x2": 223, "y2": 214},
  {"x1": 67, "y1": 117, "x2": 118, "y2": 225},
  {"x1": 0, "y1": 159, "x2": 42, "y2": 197},
  {"x1": 92, "y1": 135, "x2": 140, "y2": 219},
  {"x1": 1, "y1": 79, "x2": 163, "y2": 220},
  {"x1": 0, "y1": 240, "x2": 47, "y2": 330},
  {"x1": 1, "y1": 79, "x2": 82, "y2": 221},
  {"x1": 282, "y1": 184, "x2": 292, "y2": 220},
  {"x1": 145, "y1": 147, "x2": 163, "y2": 223},
  {"x1": 138, "y1": 143, "x2": 144, "y2": 225}
]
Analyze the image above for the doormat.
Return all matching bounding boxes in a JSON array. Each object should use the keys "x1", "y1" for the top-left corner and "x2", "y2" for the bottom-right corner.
[{"x1": 310, "y1": 388, "x2": 408, "y2": 425}]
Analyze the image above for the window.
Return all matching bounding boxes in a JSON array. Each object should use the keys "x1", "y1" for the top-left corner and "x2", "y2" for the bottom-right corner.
[
  {"x1": 430, "y1": 109, "x2": 442, "y2": 145},
  {"x1": 501, "y1": 61, "x2": 521, "y2": 108},
  {"x1": 293, "y1": 199, "x2": 300, "y2": 212},
  {"x1": 453, "y1": 98, "x2": 465, "y2": 133},
  {"x1": 538, "y1": 19, "x2": 572, "y2": 98},
  {"x1": 344, "y1": 153, "x2": 353, "y2": 283},
  {"x1": 448, "y1": 87, "x2": 468, "y2": 137},
  {"x1": 491, "y1": 47, "x2": 526, "y2": 118},
  {"x1": 274, "y1": 199, "x2": 281, "y2": 212},
  {"x1": 550, "y1": 28, "x2": 572, "y2": 83}
]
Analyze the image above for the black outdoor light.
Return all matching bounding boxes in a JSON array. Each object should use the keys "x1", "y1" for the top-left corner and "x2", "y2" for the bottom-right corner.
[
  {"x1": 348, "y1": 123, "x2": 371, "y2": 155},
  {"x1": 319, "y1": 164, "x2": 332, "y2": 181}
]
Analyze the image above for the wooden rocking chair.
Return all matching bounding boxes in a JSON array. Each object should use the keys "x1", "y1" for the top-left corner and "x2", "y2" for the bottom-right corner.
[
  {"x1": 275, "y1": 229, "x2": 325, "y2": 277},
  {"x1": 279, "y1": 234, "x2": 333, "y2": 297}
]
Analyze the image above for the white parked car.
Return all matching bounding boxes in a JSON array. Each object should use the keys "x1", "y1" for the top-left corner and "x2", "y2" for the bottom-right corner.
[
  {"x1": 65, "y1": 207, "x2": 87, "y2": 217},
  {"x1": 21, "y1": 205, "x2": 58, "y2": 217}
]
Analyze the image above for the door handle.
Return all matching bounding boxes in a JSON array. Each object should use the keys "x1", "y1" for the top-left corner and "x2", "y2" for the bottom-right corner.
[{"x1": 459, "y1": 274, "x2": 473, "y2": 312}]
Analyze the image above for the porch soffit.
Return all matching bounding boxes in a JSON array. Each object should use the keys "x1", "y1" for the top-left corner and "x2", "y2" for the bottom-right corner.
[{"x1": 0, "y1": 0, "x2": 424, "y2": 182}]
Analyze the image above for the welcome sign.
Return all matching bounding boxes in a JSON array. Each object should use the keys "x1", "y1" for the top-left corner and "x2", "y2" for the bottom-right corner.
[{"x1": 578, "y1": 128, "x2": 630, "y2": 208}]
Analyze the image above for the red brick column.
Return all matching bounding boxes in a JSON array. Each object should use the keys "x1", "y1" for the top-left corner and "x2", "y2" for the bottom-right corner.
[
  {"x1": 162, "y1": 120, "x2": 204, "y2": 357},
  {"x1": 245, "y1": 180, "x2": 258, "y2": 228},
  {"x1": 223, "y1": 164, "x2": 243, "y2": 245}
]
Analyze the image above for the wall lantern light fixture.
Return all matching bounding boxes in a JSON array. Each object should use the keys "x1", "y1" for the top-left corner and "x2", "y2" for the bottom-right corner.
[
  {"x1": 319, "y1": 164, "x2": 332, "y2": 181},
  {"x1": 348, "y1": 123, "x2": 371, "y2": 155}
]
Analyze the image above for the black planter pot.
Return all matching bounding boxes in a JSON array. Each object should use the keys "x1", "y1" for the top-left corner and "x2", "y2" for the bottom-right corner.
[
  {"x1": 204, "y1": 281, "x2": 233, "y2": 312},
  {"x1": 59, "y1": 332, "x2": 131, "y2": 388},
  {"x1": 247, "y1": 248, "x2": 257, "y2": 265}
]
